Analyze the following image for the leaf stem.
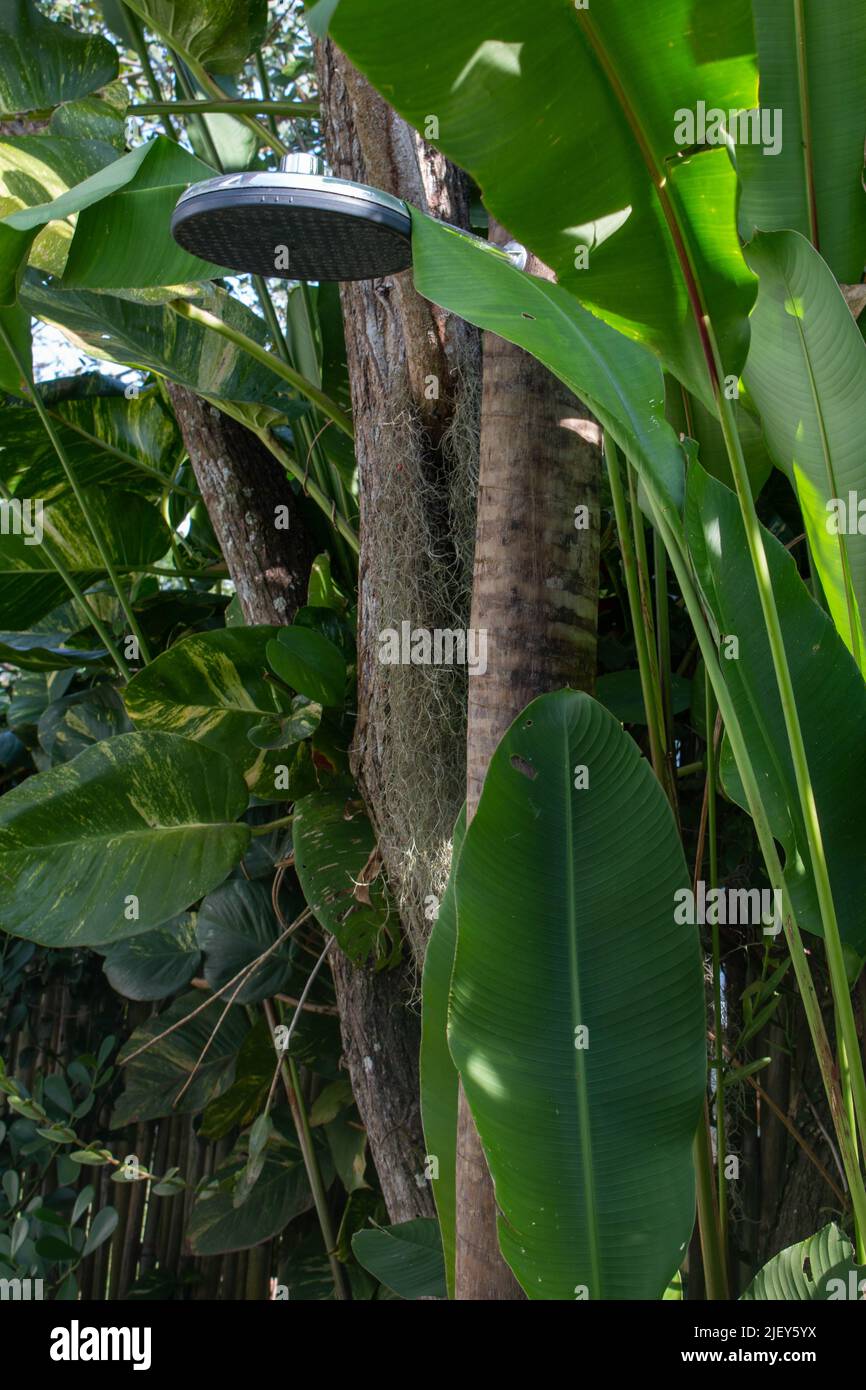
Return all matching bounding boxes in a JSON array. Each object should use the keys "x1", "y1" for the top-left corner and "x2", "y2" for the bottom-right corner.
[
  {"x1": 645, "y1": 486, "x2": 866, "y2": 1243},
  {"x1": 170, "y1": 299, "x2": 355, "y2": 439},
  {"x1": 263, "y1": 997, "x2": 349, "y2": 1301},
  {"x1": 710, "y1": 330, "x2": 866, "y2": 1177},
  {"x1": 129, "y1": 99, "x2": 318, "y2": 117}
]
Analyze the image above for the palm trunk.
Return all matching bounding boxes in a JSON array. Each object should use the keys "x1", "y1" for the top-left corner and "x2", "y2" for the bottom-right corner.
[{"x1": 455, "y1": 224, "x2": 601, "y2": 1299}]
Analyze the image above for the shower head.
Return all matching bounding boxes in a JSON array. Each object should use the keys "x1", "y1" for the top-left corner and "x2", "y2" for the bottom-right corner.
[{"x1": 171, "y1": 153, "x2": 413, "y2": 282}]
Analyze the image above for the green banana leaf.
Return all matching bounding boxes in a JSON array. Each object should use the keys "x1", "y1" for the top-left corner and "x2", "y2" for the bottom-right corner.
[
  {"x1": 0, "y1": 135, "x2": 116, "y2": 300},
  {"x1": 328, "y1": 0, "x2": 758, "y2": 405},
  {"x1": 410, "y1": 211, "x2": 685, "y2": 517},
  {"x1": 0, "y1": 732, "x2": 250, "y2": 947},
  {"x1": 743, "y1": 230, "x2": 866, "y2": 665},
  {"x1": 0, "y1": 137, "x2": 225, "y2": 301},
  {"x1": 685, "y1": 461, "x2": 866, "y2": 956},
  {"x1": 0, "y1": 486, "x2": 170, "y2": 630},
  {"x1": 738, "y1": 0, "x2": 866, "y2": 283},
  {"x1": 19, "y1": 274, "x2": 306, "y2": 434},
  {"x1": 449, "y1": 689, "x2": 706, "y2": 1299},
  {"x1": 741, "y1": 1223, "x2": 861, "y2": 1300}
]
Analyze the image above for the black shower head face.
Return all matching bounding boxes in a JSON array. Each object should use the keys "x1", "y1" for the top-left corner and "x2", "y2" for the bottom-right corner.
[{"x1": 171, "y1": 168, "x2": 413, "y2": 282}]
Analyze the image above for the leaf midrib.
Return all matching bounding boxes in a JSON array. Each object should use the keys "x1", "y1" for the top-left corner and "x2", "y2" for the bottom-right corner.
[
  {"x1": 562, "y1": 714, "x2": 602, "y2": 1297},
  {"x1": 1, "y1": 820, "x2": 240, "y2": 852}
]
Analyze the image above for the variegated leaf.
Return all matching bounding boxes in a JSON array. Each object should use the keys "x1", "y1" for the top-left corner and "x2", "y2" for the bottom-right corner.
[{"x1": 0, "y1": 732, "x2": 249, "y2": 946}]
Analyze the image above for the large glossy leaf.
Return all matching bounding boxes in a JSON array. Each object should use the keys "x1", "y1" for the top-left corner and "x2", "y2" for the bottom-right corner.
[
  {"x1": 0, "y1": 732, "x2": 250, "y2": 947},
  {"x1": 410, "y1": 212, "x2": 686, "y2": 516},
  {"x1": 125, "y1": 626, "x2": 308, "y2": 800},
  {"x1": 196, "y1": 878, "x2": 295, "y2": 1005},
  {"x1": 741, "y1": 1223, "x2": 861, "y2": 1300},
  {"x1": 50, "y1": 79, "x2": 129, "y2": 151},
  {"x1": 189, "y1": 1119, "x2": 325, "y2": 1256},
  {"x1": 61, "y1": 141, "x2": 228, "y2": 290},
  {"x1": 685, "y1": 462, "x2": 866, "y2": 956},
  {"x1": 738, "y1": 1, "x2": 866, "y2": 283},
  {"x1": 102, "y1": 915, "x2": 201, "y2": 1001},
  {"x1": 329, "y1": 0, "x2": 758, "y2": 405},
  {"x1": 1, "y1": 383, "x2": 184, "y2": 502},
  {"x1": 267, "y1": 626, "x2": 347, "y2": 708},
  {"x1": 0, "y1": 136, "x2": 116, "y2": 300},
  {"x1": 1, "y1": 138, "x2": 224, "y2": 300},
  {"x1": 0, "y1": 631, "x2": 108, "y2": 673},
  {"x1": 449, "y1": 689, "x2": 705, "y2": 1299},
  {"x1": 743, "y1": 230, "x2": 866, "y2": 664},
  {"x1": 20, "y1": 274, "x2": 305, "y2": 432},
  {"x1": 292, "y1": 788, "x2": 400, "y2": 966},
  {"x1": 0, "y1": 0, "x2": 118, "y2": 117},
  {"x1": 111, "y1": 988, "x2": 249, "y2": 1126},
  {"x1": 0, "y1": 487, "x2": 170, "y2": 629},
  {"x1": 352, "y1": 1219, "x2": 447, "y2": 1300},
  {"x1": 123, "y1": 0, "x2": 268, "y2": 77},
  {"x1": 419, "y1": 806, "x2": 464, "y2": 1300},
  {"x1": 37, "y1": 685, "x2": 131, "y2": 764}
]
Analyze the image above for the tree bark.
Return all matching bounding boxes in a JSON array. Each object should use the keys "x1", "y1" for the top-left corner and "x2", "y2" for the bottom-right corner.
[
  {"x1": 167, "y1": 385, "x2": 433, "y2": 1221},
  {"x1": 455, "y1": 225, "x2": 601, "y2": 1299},
  {"x1": 166, "y1": 385, "x2": 314, "y2": 619},
  {"x1": 316, "y1": 38, "x2": 481, "y2": 961}
]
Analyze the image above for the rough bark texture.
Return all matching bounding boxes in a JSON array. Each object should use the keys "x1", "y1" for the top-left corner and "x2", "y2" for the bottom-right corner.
[
  {"x1": 455, "y1": 225, "x2": 602, "y2": 1299},
  {"x1": 166, "y1": 385, "x2": 314, "y2": 619},
  {"x1": 316, "y1": 38, "x2": 481, "y2": 960},
  {"x1": 167, "y1": 386, "x2": 432, "y2": 1222}
]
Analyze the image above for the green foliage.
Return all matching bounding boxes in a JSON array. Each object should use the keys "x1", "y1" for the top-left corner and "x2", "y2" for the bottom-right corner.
[
  {"x1": 743, "y1": 230, "x2": 866, "y2": 663},
  {"x1": 686, "y1": 463, "x2": 866, "y2": 956},
  {"x1": 741, "y1": 1223, "x2": 863, "y2": 1300},
  {"x1": 330, "y1": 0, "x2": 758, "y2": 405},
  {"x1": 0, "y1": 733, "x2": 250, "y2": 946},
  {"x1": 448, "y1": 691, "x2": 705, "y2": 1298},
  {"x1": 352, "y1": 1218, "x2": 447, "y2": 1300},
  {"x1": 0, "y1": 0, "x2": 118, "y2": 118}
]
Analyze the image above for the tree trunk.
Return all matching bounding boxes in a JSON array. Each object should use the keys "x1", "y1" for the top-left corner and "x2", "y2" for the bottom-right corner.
[
  {"x1": 167, "y1": 386, "x2": 432, "y2": 1221},
  {"x1": 316, "y1": 38, "x2": 481, "y2": 962},
  {"x1": 166, "y1": 385, "x2": 314, "y2": 619},
  {"x1": 455, "y1": 224, "x2": 602, "y2": 1299}
]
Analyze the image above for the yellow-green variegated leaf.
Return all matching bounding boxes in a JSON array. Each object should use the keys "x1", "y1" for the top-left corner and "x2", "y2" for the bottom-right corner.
[
  {"x1": 449, "y1": 690, "x2": 706, "y2": 1300},
  {"x1": 122, "y1": 0, "x2": 268, "y2": 78},
  {"x1": 0, "y1": 0, "x2": 118, "y2": 118},
  {"x1": 0, "y1": 487, "x2": 170, "y2": 629},
  {"x1": 0, "y1": 732, "x2": 249, "y2": 947},
  {"x1": 125, "y1": 626, "x2": 316, "y2": 801}
]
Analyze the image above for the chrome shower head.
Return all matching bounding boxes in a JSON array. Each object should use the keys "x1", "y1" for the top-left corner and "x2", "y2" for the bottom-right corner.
[{"x1": 170, "y1": 153, "x2": 413, "y2": 282}]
